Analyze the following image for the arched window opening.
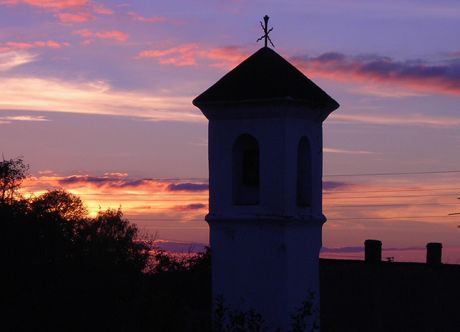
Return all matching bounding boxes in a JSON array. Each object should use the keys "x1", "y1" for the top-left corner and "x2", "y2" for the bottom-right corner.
[
  {"x1": 297, "y1": 136, "x2": 312, "y2": 207},
  {"x1": 233, "y1": 134, "x2": 260, "y2": 205}
]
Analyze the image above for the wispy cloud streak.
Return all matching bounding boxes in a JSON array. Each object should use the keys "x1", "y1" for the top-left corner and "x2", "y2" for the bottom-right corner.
[
  {"x1": 324, "y1": 147, "x2": 374, "y2": 155},
  {"x1": 0, "y1": 51, "x2": 36, "y2": 71},
  {"x1": 0, "y1": 115, "x2": 49, "y2": 124},
  {"x1": 3, "y1": 40, "x2": 68, "y2": 50},
  {"x1": 331, "y1": 113, "x2": 460, "y2": 127},
  {"x1": 128, "y1": 11, "x2": 168, "y2": 23},
  {"x1": 0, "y1": 77, "x2": 200, "y2": 122}
]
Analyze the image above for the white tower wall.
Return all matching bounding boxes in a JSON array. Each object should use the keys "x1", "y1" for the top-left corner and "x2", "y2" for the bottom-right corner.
[{"x1": 206, "y1": 104, "x2": 325, "y2": 330}]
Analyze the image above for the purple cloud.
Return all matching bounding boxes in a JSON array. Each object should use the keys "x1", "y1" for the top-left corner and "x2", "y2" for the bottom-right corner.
[
  {"x1": 174, "y1": 203, "x2": 207, "y2": 211},
  {"x1": 166, "y1": 182, "x2": 209, "y2": 192},
  {"x1": 58, "y1": 175, "x2": 149, "y2": 188},
  {"x1": 323, "y1": 181, "x2": 350, "y2": 191}
]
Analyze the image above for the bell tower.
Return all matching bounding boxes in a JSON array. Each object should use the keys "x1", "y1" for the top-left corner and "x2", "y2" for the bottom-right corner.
[{"x1": 193, "y1": 45, "x2": 339, "y2": 330}]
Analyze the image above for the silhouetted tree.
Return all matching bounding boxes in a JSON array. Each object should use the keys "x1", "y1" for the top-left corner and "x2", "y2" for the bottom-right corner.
[
  {"x1": 0, "y1": 156, "x2": 28, "y2": 204},
  {"x1": 77, "y1": 208, "x2": 149, "y2": 274},
  {"x1": 30, "y1": 189, "x2": 87, "y2": 221}
]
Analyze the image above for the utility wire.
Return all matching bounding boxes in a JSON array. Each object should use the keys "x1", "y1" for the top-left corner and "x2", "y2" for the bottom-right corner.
[
  {"x1": 128, "y1": 214, "x2": 460, "y2": 223},
  {"x1": 324, "y1": 187, "x2": 460, "y2": 194},
  {"x1": 326, "y1": 215, "x2": 458, "y2": 220},
  {"x1": 324, "y1": 170, "x2": 460, "y2": 177},
  {"x1": 325, "y1": 193, "x2": 458, "y2": 199},
  {"x1": 327, "y1": 203, "x2": 460, "y2": 208}
]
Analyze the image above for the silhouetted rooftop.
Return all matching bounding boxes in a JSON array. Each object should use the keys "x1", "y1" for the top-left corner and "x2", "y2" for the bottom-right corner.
[
  {"x1": 320, "y1": 259, "x2": 460, "y2": 331},
  {"x1": 193, "y1": 47, "x2": 339, "y2": 114}
]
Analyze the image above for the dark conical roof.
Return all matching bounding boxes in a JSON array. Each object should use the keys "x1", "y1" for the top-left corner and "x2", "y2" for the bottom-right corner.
[{"x1": 193, "y1": 47, "x2": 339, "y2": 112}]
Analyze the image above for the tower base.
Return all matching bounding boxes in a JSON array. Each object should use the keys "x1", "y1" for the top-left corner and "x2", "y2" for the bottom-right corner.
[{"x1": 208, "y1": 215, "x2": 324, "y2": 331}]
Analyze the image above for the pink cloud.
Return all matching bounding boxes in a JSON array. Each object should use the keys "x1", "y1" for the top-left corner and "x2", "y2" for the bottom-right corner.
[
  {"x1": 292, "y1": 52, "x2": 460, "y2": 96},
  {"x1": 3, "y1": 40, "x2": 68, "y2": 50},
  {"x1": 74, "y1": 29, "x2": 128, "y2": 42},
  {"x1": 138, "y1": 44, "x2": 249, "y2": 68},
  {"x1": 94, "y1": 31, "x2": 128, "y2": 42},
  {"x1": 91, "y1": 2, "x2": 112, "y2": 15},
  {"x1": 55, "y1": 11, "x2": 93, "y2": 22},
  {"x1": 203, "y1": 46, "x2": 248, "y2": 68},
  {"x1": 0, "y1": 0, "x2": 90, "y2": 9},
  {"x1": 128, "y1": 11, "x2": 167, "y2": 23},
  {"x1": 1, "y1": 0, "x2": 113, "y2": 23},
  {"x1": 138, "y1": 44, "x2": 199, "y2": 66}
]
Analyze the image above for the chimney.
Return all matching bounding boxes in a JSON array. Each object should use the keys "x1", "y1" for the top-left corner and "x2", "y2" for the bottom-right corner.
[
  {"x1": 426, "y1": 242, "x2": 442, "y2": 265},
  {"x1": 365, "y1": 239, "x2": 382, "y2": 263}
]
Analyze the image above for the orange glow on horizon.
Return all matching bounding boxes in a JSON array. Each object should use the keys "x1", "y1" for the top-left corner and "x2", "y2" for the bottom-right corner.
[
  {"x1": 16, "y1": 171, "x2": 460, "y2": 263},
  {"x1": 21, "y1": 174, "x2": 208, "y2": 219}
]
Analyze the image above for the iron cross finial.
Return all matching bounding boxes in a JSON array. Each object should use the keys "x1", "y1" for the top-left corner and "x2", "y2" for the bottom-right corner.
[{"x1": 257, "y1": 15, "x2": 274, "y2": 48}]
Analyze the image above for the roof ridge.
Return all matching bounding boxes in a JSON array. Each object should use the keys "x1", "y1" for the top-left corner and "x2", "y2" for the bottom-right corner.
[{"x1": 193, "y1": 47, "x2": 339, "y2": 116}]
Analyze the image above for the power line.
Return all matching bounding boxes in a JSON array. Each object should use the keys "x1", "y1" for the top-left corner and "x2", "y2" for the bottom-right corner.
[
  {"x1": 129, "y1": 218, "x2": 204, "y2": 222},
  {"x1": 324, "y1": 187, "x2": 460, "y2": 195},
  {"x1": 325, "y1": 193, "x2": 458, "y2": 200},
  {"x1": 326, "y1": 203, "x2": 460, "y2": 208},
  {"x1": 127, "y1": 214, "x2": 460, "y2": 223},
  {"x1": 328, "y1": 215, "x2": 459, "y2": 221},
  {"x1": 324, "y1": 170, "x2": 460, "y2": 177}
]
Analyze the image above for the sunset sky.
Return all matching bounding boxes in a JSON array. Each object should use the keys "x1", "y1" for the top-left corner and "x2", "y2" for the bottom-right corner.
[{"x1": 1, "y1": 0, "x2": 459, "y2": 263}]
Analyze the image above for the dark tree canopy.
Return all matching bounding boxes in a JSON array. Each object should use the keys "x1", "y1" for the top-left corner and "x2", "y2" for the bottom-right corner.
[
  {"x1": 31, "y1": 189, "x2": 88, "y2": 221},
  {"x1": 0, "y1": 156, "x2": 28, "y2": 204}
]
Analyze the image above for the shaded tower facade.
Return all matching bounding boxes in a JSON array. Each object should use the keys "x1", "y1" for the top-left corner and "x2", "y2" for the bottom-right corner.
[{"x1": 193, "y1": 47, "x2": 339, "y2": 330}]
